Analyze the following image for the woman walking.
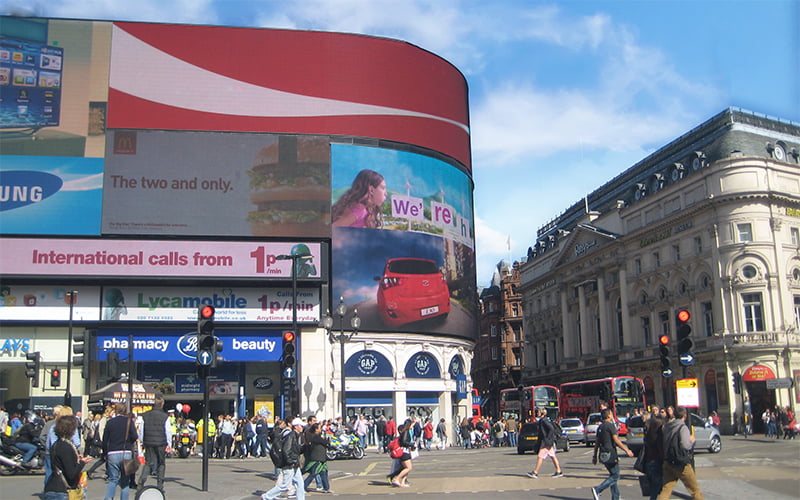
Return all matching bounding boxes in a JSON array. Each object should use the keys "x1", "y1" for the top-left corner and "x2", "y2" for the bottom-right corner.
[
  {"x1": 102, "y1": 403, "x2": 138, "y2": 500},
  {"x1": 303, "y1": 423, "x2": 334, "y2": 493},
  {"x1": 388, "y1": 419, "x2": 415, "y2": 488},
  {"x1": 591, "y1": 409, "x2": 633, "y2": 500},
  {"x1": 44, "y1": 415, "x2": 91, "y2": 500}
]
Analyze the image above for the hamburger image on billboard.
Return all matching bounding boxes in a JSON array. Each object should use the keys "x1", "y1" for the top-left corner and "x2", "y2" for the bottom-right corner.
[{"x1": 247, "y1": 135, "x2": 331, "y2": 237}]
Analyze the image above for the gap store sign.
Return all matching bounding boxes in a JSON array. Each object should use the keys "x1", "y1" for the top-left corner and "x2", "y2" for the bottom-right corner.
[{"x1": 95, "y1": 329, "x2": 283, "y2": 362}]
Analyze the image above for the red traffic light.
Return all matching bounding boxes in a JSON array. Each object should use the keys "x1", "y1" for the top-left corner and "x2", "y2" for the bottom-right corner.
[
  {"x1": 676, "y1": 309, "x2": 690, "y2": 322},
  {"x1": 283, "y1": 331, "x2": 295, "y2": 342},
  {"x1": 659, "y1": 335, "x2": 671, "y2": 345},
  {"x1": 51, "y1": 369, "x2": 60, "y2": 377},
  {"x1": 199, "y1": 305, "x2": 215, "y2": 319}
]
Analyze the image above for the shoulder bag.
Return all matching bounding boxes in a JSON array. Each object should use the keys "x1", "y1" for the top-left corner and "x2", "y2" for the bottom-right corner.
[
  {"x1": 54, "y1": 441, "x2": 87, "y2": 500},
  {"x1": 120, "y1": 417, "x2": 140, "y2": 476}
]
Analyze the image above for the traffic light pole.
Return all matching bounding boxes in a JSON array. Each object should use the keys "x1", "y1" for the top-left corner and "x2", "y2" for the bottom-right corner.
[
  {"x1": 202, "y1": 372, "x2": 209, "y2": 491},
  {"x1": 64, "y1": 290, "x2": 77, "y2": 407}
]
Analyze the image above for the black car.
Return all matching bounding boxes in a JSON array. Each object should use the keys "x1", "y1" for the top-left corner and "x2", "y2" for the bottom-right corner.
[{"x1": 517, "y1": 421, "x2": 570, "y2": 454}]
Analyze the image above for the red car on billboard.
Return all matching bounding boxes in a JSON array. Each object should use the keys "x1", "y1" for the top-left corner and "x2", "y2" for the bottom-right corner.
[{"x1": 375, "y1": 258, "x2": 450, "y2": 327}]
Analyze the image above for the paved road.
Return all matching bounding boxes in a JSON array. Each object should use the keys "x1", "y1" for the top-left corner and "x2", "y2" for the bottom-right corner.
[{"x1": 4, "y1": 435, "x2": 798, "y2": 499}]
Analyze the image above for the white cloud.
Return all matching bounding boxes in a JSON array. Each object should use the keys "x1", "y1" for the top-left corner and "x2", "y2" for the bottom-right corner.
[{"x1": 3, "y1": 0, "x2": 218, "y2": 24}]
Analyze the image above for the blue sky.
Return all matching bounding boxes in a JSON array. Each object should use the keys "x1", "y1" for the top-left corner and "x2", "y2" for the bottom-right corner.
[{"x1": 4, "y1": 0, "x2": 798, "y2": 286}]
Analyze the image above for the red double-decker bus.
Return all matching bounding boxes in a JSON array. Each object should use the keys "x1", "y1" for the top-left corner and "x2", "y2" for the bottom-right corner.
[
  {"x1": 499, "y1": 385, "x2": 559, "y2": 422},
  {"x1": 558, "y1": 376, "x2": 645, "y2": 435}
]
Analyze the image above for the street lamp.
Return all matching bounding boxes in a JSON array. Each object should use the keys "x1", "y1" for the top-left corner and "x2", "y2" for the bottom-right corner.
[
  {"x1": 64, "y1": 290, "x2": 78, "y2": 407},
  {"x1": 321, "y1": 297, "x2": 360, "y2": 420}
]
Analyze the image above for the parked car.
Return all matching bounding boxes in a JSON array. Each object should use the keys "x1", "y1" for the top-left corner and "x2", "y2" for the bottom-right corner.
[
  {"x1": 374, "y1": 258, "x2": 451, "y2": 327},
  {"x1": 625, "y1": 413, "x2": 722, "y2": 455},
  {"x1": 690, "y1": 413, "x2": 722, "y2": 453},
  {"x1": 584, "y1": 412, "x2": 603, "y2": 447},
  {"x1": 625, "y1": 414, "x2": 646, "y2": 455},
  {"x1": 517, "y1": 421, "x2": 570, "y2": 455},
  {"x1": 559, "y1": 418, "x2": 586, "y2": 443}
]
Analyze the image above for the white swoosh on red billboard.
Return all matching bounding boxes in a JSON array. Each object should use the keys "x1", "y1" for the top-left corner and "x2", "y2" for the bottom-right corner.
[{"x1": 107, "y1": 23, "x2": 471, "y2": 169}]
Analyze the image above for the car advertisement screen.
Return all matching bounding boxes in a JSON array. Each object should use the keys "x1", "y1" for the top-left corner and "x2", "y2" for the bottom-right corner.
[
  {"x1": 101, "y1": 131, "x2": 330, "y2": 238},
  {"x1": 331, "y1": 144, "x2": 477, "y2": 340}
]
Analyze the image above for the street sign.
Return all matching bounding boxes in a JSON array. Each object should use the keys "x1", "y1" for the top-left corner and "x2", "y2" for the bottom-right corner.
[
  {"x1": 283, "y1": 367, "x2": 294, "y2": 379},
  {"x1": 679, "y1": 352, "x2": 695, "y2": 366},
  {"x1": 197, "y1": 350, "x2": 212, "y2": 366},
  {"x1": 662, "y1": 368, "x2": 674, "y2": 378},
  {"x1": 766, "y1": 377, "x2": 794, "y2": 389},
  {"x1": 676, "y1": 377, "x2": 699, "y2": 407}
]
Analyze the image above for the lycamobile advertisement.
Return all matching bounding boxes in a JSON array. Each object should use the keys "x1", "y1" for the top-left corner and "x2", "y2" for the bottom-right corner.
[{"x1": 102, "y1": 286, "x2": 319, "y2": 323}]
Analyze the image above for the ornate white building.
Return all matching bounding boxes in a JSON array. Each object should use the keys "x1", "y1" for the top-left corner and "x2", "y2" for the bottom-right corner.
[{"x1": 519, "y1": 108, "x2": 800, "y2": 434}]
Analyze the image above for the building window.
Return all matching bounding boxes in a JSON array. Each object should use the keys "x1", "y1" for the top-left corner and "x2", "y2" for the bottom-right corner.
[
  {"x1": 653, "y1": 251, "x2": 661, "y2": 268},
  {"x1": 742, "y1": 265, "x2": 757, "y2": 279},
  {"x1": 641, "y1": 316, "x2": 651, "y2": 346},
  {"x1": 659, "y1": 311, "x2": 669, "y2": 339},
  {"x1": 742, "y1": 293, "x2": 764, "y2": 332},
  {"x1": 542, "y1": 342, "x2": 548, "y2": 366},
  {"x1": 794, "y1": 296, "x2": 800, "y2": 329},
  {"x1": 491, "y1": 345, "x2": 498, "y2": 361},
  {"x1": 532, "y1": 346, "x2": 538, "y2": 368},
  {"x1": 792, "y1": 227, "x2": 800, "y2": 247},
  {"x1": 635, "y1": 258, "x2": 642, "y2": 275},
  {"x1": 490, "y1": 323, "x2": 497, "y2": 337},
  {"x1": 551, "y1": 340, "x2": 557, "y2": 364},
  {"x1": 512, "y1": 304, "x2": 519, "y2": 317},
  {"x1": 694, "y1": 236, "x2": 702, "y2": 254},
  {"x1": 703, "y1": 302, "x2": 714, "y2": 336},
  {"x1": 701, "y1": 274, "x2": 712, "y2": 290},
  {"x1": 673, "y1": 244, "x2": 681, "y2": 261},
  {"x1": 737, "y1": 223, "x2": 753, "y2": 242}
]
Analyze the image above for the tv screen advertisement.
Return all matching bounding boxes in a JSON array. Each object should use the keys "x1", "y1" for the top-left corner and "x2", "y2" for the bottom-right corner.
[
  {"x1": 330, "y1": 144, "x2": 477, "y2": 340},
  {"x1": 0, "y1": 37, "x2": 63, "y2": 130}
]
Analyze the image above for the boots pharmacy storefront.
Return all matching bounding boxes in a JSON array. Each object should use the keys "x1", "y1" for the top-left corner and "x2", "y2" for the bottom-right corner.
[{"x1": 0, "y1": 239, "x2": 323, "y2": 419}]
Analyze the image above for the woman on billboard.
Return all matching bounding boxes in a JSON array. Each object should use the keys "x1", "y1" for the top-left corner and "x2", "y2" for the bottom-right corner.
[{"x1": 332, "y1": 169, "x2": 387, "y2": 228}]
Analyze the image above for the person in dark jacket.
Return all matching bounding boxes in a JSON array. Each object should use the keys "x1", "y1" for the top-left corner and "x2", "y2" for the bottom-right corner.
[
  {"x1": 136, "y1": 396, "x2": 172, "y2": 491},
  {"x1": 302, "y1": 422, "x2": 334, "y2": 493},
  {"x1": 44, "y1": 415, "x2": 91, "y2": 500},
  {"x1": 262, "y1": 418, "x2": 305, "y2": 500},
  {"x1": 527, "y1": 408, "x2": 563, "y2": 478},
  {"x1": 656, "y1": 407, "x2": 703, "y2": 500},
  {"x1": 14, "y1": 411, "x2": 40, "y2": 466},
  {"x1": 643, "y1": 408, "x2": 664, "y2": 500},
  {"x1": 102, "y1": 403, "x2": 138, "y2": 500}
]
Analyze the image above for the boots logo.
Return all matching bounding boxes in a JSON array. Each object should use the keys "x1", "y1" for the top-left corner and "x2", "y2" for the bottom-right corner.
[{"x1": 177, "y1": 332, "x2": 198, "y2": 359}]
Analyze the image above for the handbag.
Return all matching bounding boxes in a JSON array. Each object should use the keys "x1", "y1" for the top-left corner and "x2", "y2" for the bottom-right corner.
[
  {"x1": 55, "y1": 461, "x2": 86, "y2": 500},
  {"x1": 633, "y1": 448, "x2": 646, "y2": 473},
  {"x1": 409, "y1": 448, "x2": 419, "y2": 460},
  {"x1": 598, "y1": 451, "x2": 613, "y2": 464},
  {"x1": 120, "y1": 417, "x2": 140, "y2": 476}
]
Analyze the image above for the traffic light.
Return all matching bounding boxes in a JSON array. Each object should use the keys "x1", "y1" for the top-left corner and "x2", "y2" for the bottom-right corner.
[
  {"x1": 282, "y1": 330, "x2": 297, "y2": 371},
  {"x1": 25, "y1": 351, "x2": 41, "y2": 388},
  {"x1": 107, "y1": 351, "x2": 121, "y2": 379},
  {"x1": 676, "y1": 309, "x2": 693, "y2": 356},
  {"x1": 196, "y1": 305, "x2": 217, "y2": 371},
  {"x1": 51, "y1": 367, "x2": 61, "y2": 387},
  {"x1": 73, "y1": 329, "x2": 86, "y2": 378},
  {"x1": 658, "y1": 334, "x2": 672, "y2": 376},
  {"x1": 732, "y1": 372, "x2": 742, "y2": 394}
]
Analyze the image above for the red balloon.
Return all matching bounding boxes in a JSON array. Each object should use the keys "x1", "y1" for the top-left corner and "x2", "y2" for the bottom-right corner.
[{"x1": 182, "y1": 404, "x2": 191, "y2": 414}]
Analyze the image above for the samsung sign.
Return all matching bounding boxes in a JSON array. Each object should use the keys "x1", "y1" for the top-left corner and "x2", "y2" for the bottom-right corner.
[{"x1": 96, "y1": 329, "x2": 283, "y2": 362}]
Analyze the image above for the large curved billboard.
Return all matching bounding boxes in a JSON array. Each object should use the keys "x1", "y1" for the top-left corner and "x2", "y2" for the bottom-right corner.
[{"x1": 331, "y1": 144, "x2": 477, "y2": 340}]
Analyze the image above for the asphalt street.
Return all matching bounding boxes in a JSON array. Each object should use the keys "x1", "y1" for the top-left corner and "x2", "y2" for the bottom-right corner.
[{"x1": 4, "y1": 435, "x2": 798, "y2": 500}]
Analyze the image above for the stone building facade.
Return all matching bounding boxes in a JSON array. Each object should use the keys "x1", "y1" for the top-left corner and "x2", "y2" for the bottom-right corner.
[{"x1": 519, "y1": 108, "x2": 800, "y2": 434}]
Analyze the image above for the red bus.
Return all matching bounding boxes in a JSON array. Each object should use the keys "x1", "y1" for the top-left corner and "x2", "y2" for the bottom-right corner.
[
  {"x1": 558, "y1": 376, "x2": 645, "y2": 435},
  {"x1": 499, "y1": 385, "x2": 559, "y2": 422},
  {"x1": 471, "y1": 388, "x2": 482, "y2": 424}
]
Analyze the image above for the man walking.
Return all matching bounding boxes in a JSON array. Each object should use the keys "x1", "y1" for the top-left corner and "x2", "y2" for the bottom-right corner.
[
  {"x1": 657, "y1": 406, "x2": 703, "y2": 500},
  {"x1": 137, "y1": 395, "x2": 172, "y2": 492},
  {"x1": 263, "y1": 418, "x2": 306, "y2": 500},
  {"x1": 527, "y1": 408, "x2": 563, "y2": 478},
  {"x1": 219, "y1": 414, "x2": 235, "y2": 459},
  {"x1": 592, "y1": 409, "x2": 633, "y2": 500}
]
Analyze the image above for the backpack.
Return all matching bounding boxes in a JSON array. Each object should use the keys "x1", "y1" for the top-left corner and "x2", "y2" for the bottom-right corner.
[
  {"x1": 387, "y1": 437, "x2": 403, "y2": 458},
  {"x1": 665, "y1": 427, "x2": 693, "y2": 466},
  {"x1": 269, "y1": 428, "x2": 291, "y2": 468}
]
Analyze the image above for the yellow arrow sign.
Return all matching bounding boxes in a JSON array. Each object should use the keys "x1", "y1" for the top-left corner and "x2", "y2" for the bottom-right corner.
[{"x1": 676, "y1": 378, "x2": 698, "y2": 388}]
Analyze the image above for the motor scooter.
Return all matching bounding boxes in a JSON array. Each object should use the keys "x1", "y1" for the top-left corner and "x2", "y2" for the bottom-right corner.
[{"x1": 0, "y1": 434, "x2": 45, "y2": 475}]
